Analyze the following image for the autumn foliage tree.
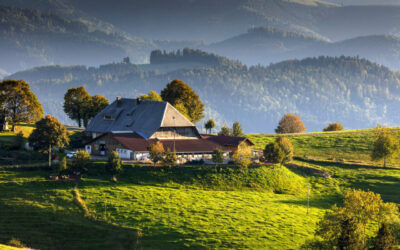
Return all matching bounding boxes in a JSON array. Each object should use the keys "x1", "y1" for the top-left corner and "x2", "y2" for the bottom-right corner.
[
  {"x1": 160, "y1": 79, "x2": 204, "y2": 123},
  {"x1": 323, "y1": 122, "x2": 344, "y2": 132},
  {"x1": 28, "y1": 115, "x2": 69, "y2": 168},
  {"x1": 275, "y1": 113, "x2": 306, "y2": 134},
  {"x1": 149, "y1": 141, "x2": 165, "y2": 166},
  {"x1": 0, "y1": 79, "x2": 43, "y2": 131},
  {"x1": 232, "y1": 143, "x2": 252, "y2": 168}
]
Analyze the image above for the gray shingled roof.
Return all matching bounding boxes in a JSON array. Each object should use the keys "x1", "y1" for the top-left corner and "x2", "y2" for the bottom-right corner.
[{"x1": 86, "y1": 98, "x2": 195, "y2": 139}]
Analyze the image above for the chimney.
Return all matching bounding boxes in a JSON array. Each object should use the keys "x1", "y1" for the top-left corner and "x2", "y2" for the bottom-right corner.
[
  {"x1": 136, "y1": 97, "x2": 141, "y2": 105},
  {"x1": 116, "y1": 97, "x2": 122, "y2": 107}
]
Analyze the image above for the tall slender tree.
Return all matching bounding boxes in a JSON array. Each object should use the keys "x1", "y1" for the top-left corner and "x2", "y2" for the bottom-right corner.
[
  {"x1": 0, "y1": 79, "x2": 43, "y2": 131},
  {"x1": 205, "y1": 118, "x2": 216, "y2": 134},
  {"x1": 232, "y1": 121, "x2": 244, "y2": 137}
]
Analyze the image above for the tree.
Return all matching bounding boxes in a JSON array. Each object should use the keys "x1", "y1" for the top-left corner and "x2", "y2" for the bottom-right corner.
[
  {"x1": 263, "y1": 137, "x2": 293, "y2": 164},
  {"x1": 106, "y1": 151, "x2": 122, "y2": 181},
  {"x1": 371, "y1": 126, "x2": 399, "y2": 168},
  {"x1": 372, "y1": 223, "x2": 397, "y2": 250},
  {"x1": 161, "y1": 148, "x2": 177, "y2": 167},
  {"x1": 149, "y1": 141, "x2": 165, "y2": 166},
  {"x1": 212, "y1": 148, "x2": 224, "y2": 166},
  {"x1": 275, "y1": 113, "x2": 306, "y2": 134},
  {"x1": 205, "y1": 118, "x2": 216, "y2": 134},
  {"x1": 70, "y1": 150, "x2": 91, "y2": 174},
  {"x1": 232, "y1": 121, "x2": 244, "y2": 137},
  {"x1": 160, "y1": 79, "x2": 205, "y2": 123},
  {"x1": 232, "y1": 143, "x2": 252, "y2": 168},
  {"x1": 323, "y1": 122, "x2": 344, "y2": 132},
  {"x1": 314, "y1": 189, "x2": 400, "y2": 249},
  {"x1": 28, "y1": 115, "x2": 69, "y2": 168},
  {"x1": 140, "y1": 90, "x2": 162, "y2": 101},
  {"x1": 63, "y1": 86, "x2": 91, "y2": 127},
  {"x1": 0, "y1": 79, "x2": 43, "y2": 131},
  {"x1": 84, "y1": 95, "x2": 109, "y2": 127},
  {"x1": 218, "y1": 125, "x2": 232, "y2": 136}
]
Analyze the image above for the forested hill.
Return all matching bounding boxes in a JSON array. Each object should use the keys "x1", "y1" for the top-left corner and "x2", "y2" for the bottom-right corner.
[
  {"x1": 204, "y1": 27, "x2": 400, "y2": 70},
  {"x1": 0, "y1": 5, "x2": 156, "y2": 73},
  {"x1": 8, "y1": 55, "x2": 400, "y2": 133}
]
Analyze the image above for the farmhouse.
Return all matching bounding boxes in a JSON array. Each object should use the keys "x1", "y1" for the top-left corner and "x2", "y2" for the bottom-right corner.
[{"x1": 85, "y1": 97, "x2": 255, "y2": 163}]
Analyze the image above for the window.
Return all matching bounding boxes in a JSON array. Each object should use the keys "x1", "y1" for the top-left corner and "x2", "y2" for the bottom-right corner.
[{"x1": 103, "y1": 115, "x2": 114, "y2": 120}]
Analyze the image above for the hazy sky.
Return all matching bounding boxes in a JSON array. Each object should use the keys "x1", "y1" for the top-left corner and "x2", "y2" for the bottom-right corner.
[{"x1": 325, "y1": 0, "x2": 400, "y2": 5}]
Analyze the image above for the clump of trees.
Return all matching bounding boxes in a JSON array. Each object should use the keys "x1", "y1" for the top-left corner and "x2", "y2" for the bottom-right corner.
[
  {"x1": 106, "y1": 151, "x2": 122, "y2": 181},
  {"x1": 0, "y1": 79, "x2": 43, "y2": 131},
  {"x1": 275, "y1": 113, "x2": 306, "y2": 134},
  {"x1": 161, "y1": 79, "x2": 204, "y2": 123},
  {"x1": 28, "y1": 115, "x2": 69, "y2": 167},
  {"x1": 263, "y1": 136, "x2": 293, "y2": 164},
  {"x1": 323, "y1": 122, "x2": 344, "y2": 132},
  {"x1": 205, "y1": 118, "x2": 216, "y2": 134},
  {"x1": 307, "y1": 189, "x2": 399, "y2": 249},
  {"x1": 217, "y1": 121, "x2": 244, "y2": 137},
  {"x1": 371, "y1": 126, "x2": 399, "y2": 168},
  {"x1": 150, "y1": 48, "x2": 227, "y2": 66},
  {"x1": 63, "y1": 86, "x2": 109, "y2": 127}
]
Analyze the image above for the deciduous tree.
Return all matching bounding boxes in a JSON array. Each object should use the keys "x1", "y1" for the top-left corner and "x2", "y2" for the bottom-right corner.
[
  {"x1": 205, "y1": 118, "x2": 216, "y2": 134},
  {"x1": 372, "y1": 223, "x2": 397, "y2": 250},
  {"x1": 232, "y1": 143, "x2": 252, "y2": 168},
  {"x1": 275, "y1": 113, "x2": 306, "y2": 134},
  {"x1": 371, "y1": 126, "x2": 399, "y2": 168},
  {"x1": 232, "y1": 121, "x2": 244, "y2": 137},
  {"x1": 218, "y1": 125, "x2": 231, "y2": 136},
  {"x1": 264, "y1": 137, "x2": 293, "y2": 164},
  {"x1": 323, "y1": 122, "x2": 344, "y2": 132},
  {"x1": 84, "y1": 94, "x2": 109, "y2": 127},
  {"x1": 161, "y1": 148, "x2": 177, "y2": 168},
  {"x1": 28, "y1": 115, "x2": 69, "y2": 167},
  {"x1": 160, "y1": 79, "x2": 204, "y2": 123},
  {"x1": 0, "y1": 79, "x2": 43, "y2": 131},
  {"x1": 149, "y1": 141, "x2": 165, "y2": 166},
  {"x1": 140, "y1": 90, "x2": 162, "y2": 101},
  {"x1": 63, "y1": 86, "x2": 91, "y2": 127}
]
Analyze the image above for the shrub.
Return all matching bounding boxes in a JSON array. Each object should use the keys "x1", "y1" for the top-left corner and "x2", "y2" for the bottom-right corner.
[
  {"x1": 106, "y1": 151, "x2": 122, "y2": 181},
  {"x1": 264, "y1": 137, "x2": 293, "y2": 164},
  {"x1": 372, "y1": 223, "x2": 397, "y2": 250},
  {"x1": 232, "y1": 143, "x2": 252, "y2": 168},
  {"x1": 70, "y1": 150, "x2": 91, "y2": 174},
  {"x1": 58, "y1": 155, "x2": 68, "y2": 174},
  {"x1": 323, "y1": 122, "x2": 344, "y2": 132},
  {"x1": 161, "y1": 149, "x2": 177, "y2": 167}
]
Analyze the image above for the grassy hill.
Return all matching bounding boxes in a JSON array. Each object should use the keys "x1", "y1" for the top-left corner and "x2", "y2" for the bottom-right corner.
[{"x1": 2, "y1": 127, "x2": 400, "y2": 248}]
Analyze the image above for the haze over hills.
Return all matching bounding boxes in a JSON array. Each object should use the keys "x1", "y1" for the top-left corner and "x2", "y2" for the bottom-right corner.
[
  {"x1": 8, "y1": 53, "x2": 400, "y2": 133},
  {"x1": 204, "y1": 27, "x2": 400, "y2": 70}
]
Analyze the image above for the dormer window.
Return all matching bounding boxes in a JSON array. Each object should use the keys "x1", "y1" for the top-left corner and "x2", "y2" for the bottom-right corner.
[{"x1": 103, "y1": 115, "x2": 114, "y2": 120}]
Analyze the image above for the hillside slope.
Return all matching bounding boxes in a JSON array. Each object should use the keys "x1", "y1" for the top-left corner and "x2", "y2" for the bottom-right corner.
[
  {"x1": 0, "y1": 5, "x2": 158, "y2": 73},
  {"x1": 8, "y1": 55, "x2": 400, "y2": 133}
]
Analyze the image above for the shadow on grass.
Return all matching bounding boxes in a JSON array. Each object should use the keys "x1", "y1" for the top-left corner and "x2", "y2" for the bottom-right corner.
[
  {"x1": 277, "y1": 193, "x2": 342, "y2": 210},
  {"x1": 0, "y1": 202, "x2": 141, "y2": 250},
  {"x1": 296, "y1": 157, "x2": 400, "y2": 171}
]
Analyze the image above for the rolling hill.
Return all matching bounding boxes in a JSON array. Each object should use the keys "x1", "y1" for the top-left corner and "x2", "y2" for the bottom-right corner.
[{"x1": 7, "y1": 53, "x2": 400, "y2": 133}]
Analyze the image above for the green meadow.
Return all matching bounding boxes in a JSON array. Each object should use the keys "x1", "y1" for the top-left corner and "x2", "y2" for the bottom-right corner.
[{"x1": 1, "y1": 128, "x2": 400, "y2": 249}]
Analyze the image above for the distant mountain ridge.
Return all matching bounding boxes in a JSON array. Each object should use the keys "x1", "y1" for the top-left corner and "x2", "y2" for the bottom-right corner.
[
  {"x1": 8, "y1": 54, "x2": 400, "y2": 133},
  {"x1": 203, "y1": 27, "x2": 400, "y2": 70}
]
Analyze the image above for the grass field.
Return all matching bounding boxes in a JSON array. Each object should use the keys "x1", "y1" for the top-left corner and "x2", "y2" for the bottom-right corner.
[
  {"x1": 1, "y1": 127, "x2": 400, "y2": 249},
  {"x1": 249, "y1": 129, "x2": 400, "y2": 167}
]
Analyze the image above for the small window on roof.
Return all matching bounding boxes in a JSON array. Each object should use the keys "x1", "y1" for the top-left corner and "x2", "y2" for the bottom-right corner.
[{"x1": 103, "y1": 115, "x2": 114, "y2": 120}]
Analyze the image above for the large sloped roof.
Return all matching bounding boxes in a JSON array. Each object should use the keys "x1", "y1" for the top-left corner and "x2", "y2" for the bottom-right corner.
[{"x1": 86, "y1": 98, "x2": 195, "y2": 138}]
